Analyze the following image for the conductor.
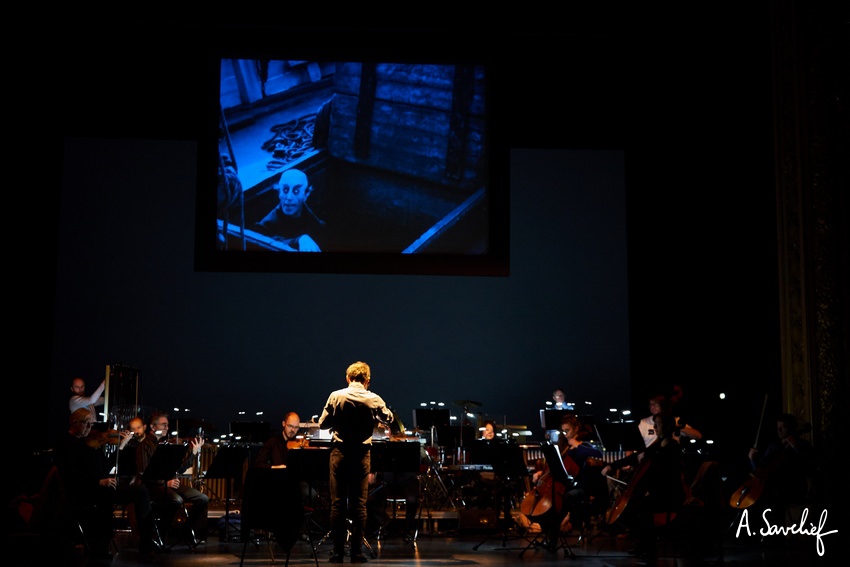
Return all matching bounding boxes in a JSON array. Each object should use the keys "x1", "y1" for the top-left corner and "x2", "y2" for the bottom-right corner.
[{"x1": 319, "y1": 361, "x2": 393, "y2": 563}]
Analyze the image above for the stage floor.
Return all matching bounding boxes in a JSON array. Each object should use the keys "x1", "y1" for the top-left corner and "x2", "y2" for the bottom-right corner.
[{"x1": 17, "y1": 499, "x2": 827, "y2": 566}]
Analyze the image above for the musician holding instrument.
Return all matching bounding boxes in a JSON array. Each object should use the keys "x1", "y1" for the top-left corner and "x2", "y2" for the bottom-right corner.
[
  {"x1": 319, "y1": 361, "x2": 393, "y2": 563},
  {"x1": 600, "y1": 411, "x2": 689, "y2": 560},
  {"x1": 254, "y1": 411, "x2": 303, "y2": 468},
  {"x1": 744, "y1": 412, "x2": 813, "y2": 523},
  {"x1": 555, "y1": 415, "x2": 604, "y2": 533},
  {"x1": 638, "y1": 392, "x2": 702, "y2": 448},
  {"x1": 52, "y1": 409, "x2": 155, "y2": 560},
  {"x1": 136, "y1": 411, "x2": 210, "y2": 547}
]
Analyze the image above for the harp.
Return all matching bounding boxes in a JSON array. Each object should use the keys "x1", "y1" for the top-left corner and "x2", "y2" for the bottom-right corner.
[{"x1": 103, "y1": 363, "x2": 139, "y2": 429}]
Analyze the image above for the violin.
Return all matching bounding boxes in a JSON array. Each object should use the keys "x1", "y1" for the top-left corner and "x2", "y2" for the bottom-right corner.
[
  {"x1": 86, "y1": 429, "x2": 121, "y2": 448},
  {"x1": 287, "y1": 436, "x2": 310, "y2": 450}
]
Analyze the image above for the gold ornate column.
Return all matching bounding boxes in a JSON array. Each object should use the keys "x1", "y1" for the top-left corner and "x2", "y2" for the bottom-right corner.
[{"x1": 771, "y1": 0, "x2": 848, "y2": 480}]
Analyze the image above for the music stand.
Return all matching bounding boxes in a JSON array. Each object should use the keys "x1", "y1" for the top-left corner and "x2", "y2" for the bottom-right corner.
[
  {"x1": 539, "y1": 409, "x2": 575, "y2": 430},
  {"x1": 287, "y1": 447, "x2": 331, "y2": 481},
  {"x1": 470, "y1": 442, "x2": 530, "y2": 550},
  {"x1": 594, "y1": 421, "x2": 645, "y2": 453},
  {"x1": 141, "y1": 444, "x2": 192, "y2": 550},
  {"x1": 286, "y1": 447, "x2": 331, "y2": 541},
  {"x1": 240, "y1": 468, "x2": 314, "y2": 567},
  {"x1": 142, "y1": 444, "x2": 188, "y2": 482},
  {"x1": 413, "y1": 409, "x2": 449, "y2": 429},
  {"x1": 115, "y1": 443, "x2": 137, "y2": 480},
  {"x1": 368, "y1": 442, "x2": 422, "y2": 545},
  {"x1": 370, "y1": 442, "x2": 421, "y2": 475},
  {"x1": 204, "y1": 445, "x2": 249, "y2": 542},
  {"x1": 434, "y1": 425, "x2": 475, "y2": 463},
  {"x1": 519, "y1": 441, "x2": 576, "y2": 559}
]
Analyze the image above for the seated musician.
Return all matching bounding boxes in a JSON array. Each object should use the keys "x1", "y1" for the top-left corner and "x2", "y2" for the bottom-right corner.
[
  {"x1": 555, "y1": 415, "x2": 604, "y2": 533},
  {"x1": 136, "y1": 411, "x2": 209, "y2": 547},
  {"x1": 254, "y1": 411, "x2": 302, "y2": 468},
  {"x1": 477, "y1": 419, "x2": 502, "y2": 481},
  {"x1": 52, "y1": 409, "x2": 155, "y2": 559},
  {"x1": 600, "y1": 411, "x2": 689, "y2": 560},
  {"x1": 255, "y1": 411, "x2": 319, "y2": 506},
  {"x1": 473, "y1": 420, "x2": 524, "y2": 523},
  {"x1": 745, "y1": 412, "x2": 813, "y2": 524}
]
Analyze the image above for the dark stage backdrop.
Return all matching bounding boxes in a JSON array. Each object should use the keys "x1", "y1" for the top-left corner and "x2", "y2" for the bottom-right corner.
[{"x1": 49, "y1": 142, "x2": 629, "y2": 444}]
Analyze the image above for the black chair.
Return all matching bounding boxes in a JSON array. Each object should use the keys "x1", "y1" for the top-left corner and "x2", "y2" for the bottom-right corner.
[{"x1": 240, "y1": 467, "x2": 318, "y2": 567}]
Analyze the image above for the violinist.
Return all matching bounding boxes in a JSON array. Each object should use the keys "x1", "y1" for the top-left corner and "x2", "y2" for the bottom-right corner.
[
  {"x1": 137, "y1": 410, "x2": 209, "y2": 546},
  {"x1": 600, "y1": 411, "x2": 688, "y2": 560},
  {"x1": 745, "y1": 412, "x2": 813, "y2": 523},
  {"x1": 52, "y1": 409, "x2": 155, "y2": 559},
  {"x1": 255, "y1": 411, "x2": 319, "y2": 508},
  {"x1": 254, "y1": 411, "x2": 302, "y2": 469}
]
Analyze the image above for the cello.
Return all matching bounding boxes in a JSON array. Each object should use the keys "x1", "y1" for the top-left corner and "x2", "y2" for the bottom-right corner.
[
  {"x1": 606, "y1": 413, "x2": 688, "y2": 526},
  {"x1": 729, "y1": 394, "x2": 769, "y2": 509},
  {"x1": 606, "y1": 452, "x2": 652, "y2": 524},
  {"x1": 519, "y1": 441, "x2": 577, "y2": 522},
  {"x1": 729, "y1": 398, "x2": 811, "y2": 509}
]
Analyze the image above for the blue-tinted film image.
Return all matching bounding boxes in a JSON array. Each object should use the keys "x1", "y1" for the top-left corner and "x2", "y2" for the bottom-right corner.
[{"x1": 217, "y1": 59, "x2": 488, "y2": 255}]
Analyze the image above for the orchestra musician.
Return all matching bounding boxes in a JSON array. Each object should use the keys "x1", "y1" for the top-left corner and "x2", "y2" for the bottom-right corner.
[
  {"x1": 136, "y1": 411, "x2": 209, "y2": 547},
  {"x1": 555, "y1": 415, "x2": 604, "y2": 533},
  {"x1": 254, "y1": 411, "x2": 303, "y2": 468},
  {"x1": 52, "y1": 409, "x2": 155, "y2": 559},
  {"x1": 639, "y1": 391, "x2": 702, "y2": 448},
  {"x1": 473, "y1": 420, "x2": 509, "y2": 514},
  {"x1": 600, "y1": 411, "x2": 689, "y2": 560},
  {"x1": 744, "y1": 412, "x2": 813, "y2": 524},
  {"x1": 254, "y1": 411, "x2": 318, "y2": 506}
]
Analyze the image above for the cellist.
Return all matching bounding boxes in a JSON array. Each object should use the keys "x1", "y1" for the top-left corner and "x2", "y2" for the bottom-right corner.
[
  {"x1": 522, "y1": 415, "x2": 602, "y2": 545},
  {"x1": 745, "y1": 412, "x2": 813, "y2": 523},
  {"x1": 600, "y1": 411, "x2": 689, "y2": 560},
  {"x1": 556, "y1": 415, "x2": 604, "y2": 533}
]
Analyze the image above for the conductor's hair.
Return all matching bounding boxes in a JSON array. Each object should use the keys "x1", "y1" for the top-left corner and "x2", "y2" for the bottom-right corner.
[{"x1": 346, "y1": 361, "x2": 371, "y2": 384}]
